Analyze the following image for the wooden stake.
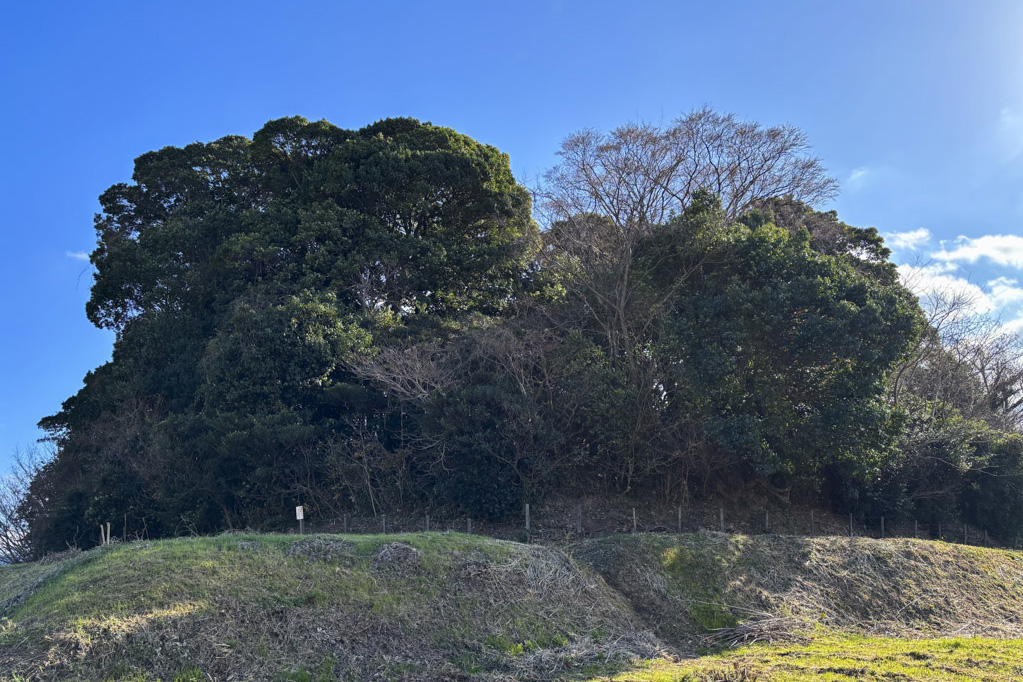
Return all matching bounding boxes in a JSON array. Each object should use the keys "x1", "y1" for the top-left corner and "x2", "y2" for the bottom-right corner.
[
  {"x1": 632, "y1": 508, "x2": 637, "y2": 534},
  {"x1": 849, "y1": 513, "x2": 853, "y2": 537},
  {"x1": 677, "y1": 507, "x2": 682, "y2": 534},
  {"x1": 382, "y1": 514, "x2": 387, "y2": 534},
  {"x1": 343, "y1": 514, "x2": 348, "y2": 534},
  {"x1": 467, "y1": 518, "x2": 472, "y2": 534},
  {"x1": 880, "y1": 516, "x2": 885, "y2": 539},
  {"x1": 765, "y1": 509, "x2": 769, "y2": 534},
  {"x1": 719, "y1": 507, "x2": 725, "y2": 532},
  {"x1": 525, "y1": 503, "x2": 530, "y2": 532},
  {"x1": 426, "y1": 515, "x2": 430, "y2": 532}
]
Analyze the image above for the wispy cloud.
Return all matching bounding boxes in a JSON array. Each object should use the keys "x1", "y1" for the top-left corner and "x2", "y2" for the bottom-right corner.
[
  {"x1": 897, "y1": 264, "x2": 994, "y2": 316},
  {"x1": 846, "y1": 166, "x2": 871, "y2": 190},
  {"x1": 66, "y1": 251, "x2": 90, "y2": 261},
  {"x1": 998, "y1": 107, "x2": 1023, "y2": 160},
  {"x1": 932, "y1": 234, "x2": 1023, "y2": 268},
  {"x1": 884, "y1": 227, "x2": 931, "y2": 252},
  {"x1": 987, "y1": 276, "x2": 1023, "y2": 306}
]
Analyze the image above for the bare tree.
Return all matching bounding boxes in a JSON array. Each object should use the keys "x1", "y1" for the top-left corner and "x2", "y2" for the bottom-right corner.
[
  {"x1": 538, "y1": 108, "x2": 838, "y2": 372},
  {"x1": 0, "y1": 446, "x2": 50, "y2": 564},
  {"x1": 349, "y1": 341, "x2": 458, "y2": 403}
]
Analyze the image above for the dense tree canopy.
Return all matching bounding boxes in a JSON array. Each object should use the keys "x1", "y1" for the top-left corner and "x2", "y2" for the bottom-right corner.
[{"x1": 19, "y1": 111, "x2": 1023, "y2": 557}]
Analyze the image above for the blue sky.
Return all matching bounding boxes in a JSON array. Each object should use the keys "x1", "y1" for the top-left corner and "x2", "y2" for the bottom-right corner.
[{"x1": 3, "y1": 0, "x2": 1023, "y2": 467}]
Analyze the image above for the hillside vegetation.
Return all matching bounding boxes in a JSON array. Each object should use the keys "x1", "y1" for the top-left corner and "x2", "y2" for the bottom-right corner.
[{"x1": 3, "y1": 532, "x2": 1023, "y2": 681}]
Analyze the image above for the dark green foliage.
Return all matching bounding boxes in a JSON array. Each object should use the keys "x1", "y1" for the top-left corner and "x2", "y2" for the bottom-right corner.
[
  {"x1": 28, "y1": 113, "x2": 1023, "y2": 555},
  {"x1": 29, "y1": 117, "x2": 537, "y2": 554}
]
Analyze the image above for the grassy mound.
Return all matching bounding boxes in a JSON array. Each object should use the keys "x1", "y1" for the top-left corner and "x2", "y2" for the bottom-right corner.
[
  {"x1": 571, "y1": 532, "x2": 1023, "y2": 652},
  {"x1": 6, "y1": 531, "x2": 1023, "y2": 681},
  {"x1": 0, "y1": 533, "x2": 659, "y2": 681}
]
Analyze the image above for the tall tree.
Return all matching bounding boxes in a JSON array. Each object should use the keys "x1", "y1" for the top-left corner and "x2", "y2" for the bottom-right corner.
[{"x1": 30, "y1": 117, "x2": 537, "y2": 554}]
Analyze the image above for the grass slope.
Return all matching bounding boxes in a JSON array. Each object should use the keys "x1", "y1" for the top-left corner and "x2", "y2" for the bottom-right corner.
[
  {"x1": 0, "y1": 533, "x2": 657, "y2": 681},
  {"x1": 571, "y1": 532, "x2": 1023, "y2": 650},
  {"x1": 3, "y1": 531, "x2": 1023, "y2": 681}
]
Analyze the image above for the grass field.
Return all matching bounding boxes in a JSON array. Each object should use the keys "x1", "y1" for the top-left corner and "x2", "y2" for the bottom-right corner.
[
  {"x1": 588, "y1": 635, "x2": 1023, "y2": 681},
  {"x1": 3, "y1": 531, "x2": 1023, "y2": 680}
]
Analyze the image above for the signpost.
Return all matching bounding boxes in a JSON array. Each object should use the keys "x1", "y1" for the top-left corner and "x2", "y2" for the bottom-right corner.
[{"x1": 296, "y1": 505, "x2": 304, "y2": 535}]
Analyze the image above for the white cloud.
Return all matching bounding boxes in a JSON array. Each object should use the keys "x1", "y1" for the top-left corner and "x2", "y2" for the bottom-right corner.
[
  {"x1": 66, "y1": 251, "x2": 90, "y2": 261},
  {"x1": 1000, "y1": 314, "x2": 1023, "y2": 334},
  {"x1": 884, "y1": 227, "x2": 931, "y2": 252},
  {"x1": 897, "y1": 264, "x2": 994, "y2": 315},
  {"x1": 846, "y1": 166, "x2": 871, "y2": 190},
  {"x1": 987, "y1": 277, "x2": 1023, "y2": 306},
  {"x1": 933, "y1": 234, "x2": 1023, "y2": 268}
]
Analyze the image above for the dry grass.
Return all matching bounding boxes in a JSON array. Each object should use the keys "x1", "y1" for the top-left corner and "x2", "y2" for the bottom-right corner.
[
  {"x1": 570, "y1": 531, "x2": 1023, "y2": 653},
  {"x1": 0, "y1": 533, "x2": 660, "y2": 681},
  {"x1": 4, "y1": 531, "x2": 1023, "y2": 680}
]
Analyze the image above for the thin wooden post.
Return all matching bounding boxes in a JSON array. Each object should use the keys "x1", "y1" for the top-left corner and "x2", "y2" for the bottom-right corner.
[
  {"x1": 719, "y1": 507, "x2": 725, "y2": 532},
  {"x1": 632, "y1": 508, "x2": 637, "y2": 534},
  {"x1": 765, "y1": 509, "x2": 770, "y2": 534},
  {"x1": 525, "y1": 504, "x2": 531, "y2": 533},
  {"x1": 880, "y1": 516, "x2": 885, "y2": 539},
  {"x1": 677, "y1": 507, "x2": 682, "y2": 534},
  {"x1": 99, "y1": 524, "x2": 105, "y2": 546},
  {"x1": 382, "y1": 515, "x2": 387, "y2": 534},
  {"x1": 107, "y1": 522, "x2": 111, "y2": 545},
  {"x1": 467, "y1": 518, "x2": 473, "y2": 534},
  {"x1": 426, "y1": 515, "x2": 430, "y2": 532},
  {"x1": 849, "y1": 513, "x2": 853, "y2": 537}
]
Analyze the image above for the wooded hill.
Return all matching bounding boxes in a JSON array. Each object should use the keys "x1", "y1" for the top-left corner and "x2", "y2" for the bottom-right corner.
[{"x1": 14, "y1": 112, "x2": 1023, "y2": 558}]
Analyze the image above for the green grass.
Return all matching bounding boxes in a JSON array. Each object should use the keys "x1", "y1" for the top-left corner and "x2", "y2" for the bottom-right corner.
[
  {"x1": 586, "y1": 634, "x2": 1023, "y2": 681},
  {"x1": 0, "y1": 532, "x2": 649, "y2": 681},
  {"x1": 5, "y1": 532, "x2": 1023, "y2": 680}
]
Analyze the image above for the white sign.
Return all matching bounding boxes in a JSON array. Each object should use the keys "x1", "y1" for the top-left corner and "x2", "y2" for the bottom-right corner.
[{"x1": 296, "y1": 505, "x2": 304, "y2": 520}]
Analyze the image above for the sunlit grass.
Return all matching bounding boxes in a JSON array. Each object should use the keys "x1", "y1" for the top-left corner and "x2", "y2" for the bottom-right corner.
[{"x1": 586, "y1": 635, "x2": 1023, "y2": 681}]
